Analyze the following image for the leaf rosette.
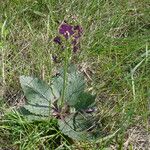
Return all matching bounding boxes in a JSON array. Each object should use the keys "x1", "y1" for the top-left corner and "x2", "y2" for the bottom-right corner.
[{"x1": 19, "y1": 66, "x2": 100, "y2": 141}]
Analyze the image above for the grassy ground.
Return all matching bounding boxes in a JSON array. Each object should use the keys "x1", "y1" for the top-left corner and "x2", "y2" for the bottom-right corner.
[{"x1": 0, "y1": 0, "x2": 150, "y2": 149}]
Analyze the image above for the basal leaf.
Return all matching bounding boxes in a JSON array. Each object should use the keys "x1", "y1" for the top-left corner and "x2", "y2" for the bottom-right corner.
[
  {"x1": 24, "y1": 104, "x2": 50, "y2": 116},
  {"x1": 58, "y1": 115, "x2": 88, "y2": 141},
  {"x1": 52, "y1": 75, "x2": 64, "y2": 94},
  {"x1": 65, "y1": 70, "x2": 85, "y2": 106},
  {"x1": 58, "y1": 113, "x2": 101, "y2": 141},
  {"x1": 25, "y1": 115, "x2": 48, "y2": 121},
  {"x1": 74, "y1": 93, "x2": 96, "y2": 110},
  {"x1": 72, "y1": 112, "x2": 95, "y2": 131},
  {"x1": 17, "y1": 107, "x2": 48, "y2": 121},
  {"x1": 52, "y1": 66, "x2": 85, "y2": 107},
  {"x1": 20, "y1": 76, "x2": 58, "y2": 106}
]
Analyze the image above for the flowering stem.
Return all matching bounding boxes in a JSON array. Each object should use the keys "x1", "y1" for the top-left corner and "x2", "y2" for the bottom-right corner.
[
  {"x1": 49, "y1": 54, "x2": 53, "y2": 118},
  {"x1": 61, "y1": 47, "x2": 69, "y2": 108}
]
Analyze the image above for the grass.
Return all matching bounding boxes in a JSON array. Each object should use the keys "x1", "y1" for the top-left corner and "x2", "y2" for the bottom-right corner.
[{"x1": 0, "y1": 0, "x2": 150, "y2": 149}]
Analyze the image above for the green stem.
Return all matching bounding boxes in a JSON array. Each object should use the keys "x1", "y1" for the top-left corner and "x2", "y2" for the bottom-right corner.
[
  {"x1": 48, "y1": 53, "x2": 52, "y2": 118},
  {"x1": 61, "y1": 48, "x2": 69, "y2": 108}
]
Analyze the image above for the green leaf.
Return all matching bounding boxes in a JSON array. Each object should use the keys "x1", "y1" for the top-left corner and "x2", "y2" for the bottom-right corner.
[
  {"x1": 20, "y1": 76, "x2": 60, "y2": 118},
  {"x1": 52, "y1": 66, "x2": 85, "y2": 107},
  {"x1": 17, "y1": 107, "x2": 48, "y2": 121},
  {"x1": 72, "y1": 112, "x2": 95, "y2": 131},
  {"x1": 20, "y1": 76, "x2": 58, "y2": 106},
  {"x1": 52, "y1": 75, "x2": 64, "y2": 94},
  {"x1": 58, "y1": 113, "x2": 101, "y2": 141},
  {"x1": 24, "y1": 104, "x2": 50, "y2": 116},
  {"x1": 24, "y1": 114, "x2": 48, "y2": 121},
  {"x1": 58, "y1": 115, "x2": 88, "y2": 141},
  {"x1": 74, "y1": 93, "x2": 96, "y2": 110},
  {"x1": 52, "y1": 66, "x2": 95, "y2": 110},
  {"x1": 65, "y1": 70, "x2": 85, "y2": 106}
]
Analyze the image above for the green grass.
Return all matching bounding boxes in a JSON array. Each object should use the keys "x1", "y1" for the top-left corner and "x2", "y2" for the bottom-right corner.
[
  {"x1": 0, "y1": 110, "x2": 74, "y2": 150},
  {"x1": 0, "y1": 0, "x2": 150, "y2": 149}
]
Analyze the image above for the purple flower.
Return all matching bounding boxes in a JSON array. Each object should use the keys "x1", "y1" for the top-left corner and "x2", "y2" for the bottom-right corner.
[
  {"x1": 59, "y1": 23, "x2": 74, "y2": 39},
  {"x1": 53, "y1": 22, "x2": 83, "y2": 53},
  {"x1": 53, "y1": 36, "x2": 61, "y2": 45}
]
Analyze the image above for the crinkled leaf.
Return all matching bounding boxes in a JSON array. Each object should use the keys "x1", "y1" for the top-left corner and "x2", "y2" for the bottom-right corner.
[
  {"x1": 52, "y1": 66, "x2": 95, "y2": 110},
  {"x1": 72, "y1": 112, "x2": 96, "y2": 131},
  {"x1": 25, "y1": 114, "x2": 48, "y2": 121},
  {"x1": 52, "y1": 75, "x2": 63, "y2": 94},
  {"x1": 58, "y1": 113, "x2": 101, "y2": 141},
  {"x1": 74, "y1": 93, "x2": 96, "y2": 110},
  {"x1": 20, "y1": 76, "x2": 59, "y2": 106},
  {"x1": 17, "y1": 107, "x2": 48, "y2": 121},
  {"x1": 58, "y1": 115, "x2": 88, "y2": 141},
  {"x1": 65, "y1": 70, "x2": 85, "y2": 106},
  {"x1": 24, "y1": 104, "x2": 50, "y2": 116},
  {"x1": 66, "y1": 66, "x2": 85, "y2": 105},
  {"x1": 52, "y1": 66, "x2": 85, "y2": 107}
]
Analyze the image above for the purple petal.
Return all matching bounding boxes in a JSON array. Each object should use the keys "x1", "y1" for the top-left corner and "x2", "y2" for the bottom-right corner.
[
  {"x1": 53, "y1": 36, "x2": 61, "y2": 45},
  {"x1": 59, "y1": 23, "x2": 74, "y2": 39}
]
